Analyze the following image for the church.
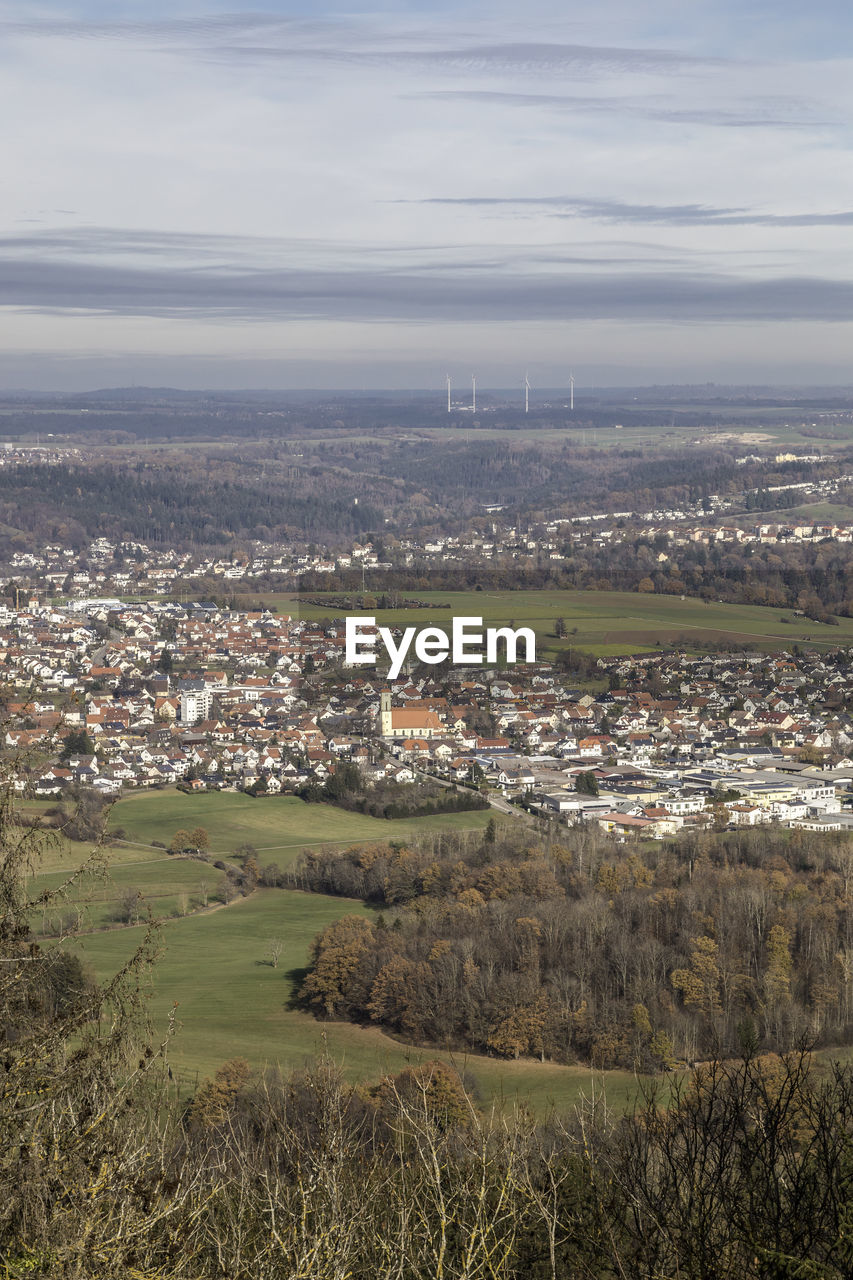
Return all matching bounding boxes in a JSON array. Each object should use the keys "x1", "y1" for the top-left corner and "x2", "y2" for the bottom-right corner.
[{"x1": 380, "y1": 690, "x2": 443, "y2": 739}]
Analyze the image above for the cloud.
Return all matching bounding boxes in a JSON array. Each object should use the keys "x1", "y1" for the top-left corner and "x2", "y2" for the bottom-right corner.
[
  {"x1": 203, "y1": 38, "x2": 726, "y2": 77},
  {"x1": 0, "y1": 4, "x2": 849, "y2": 385},
  {"x1": 2, "y1": 247, "x2": 853, "y2": 325},
  {"x1": 0, "y1": 13, "x2": 727, "y2": 78},
  {"x1": 0, "y1": 225, "x2": 696, "y2": 271},
  {"x1": 413, "y1": 90, "x2": 832, "y2": 129},
  {"x1": 407, "y1": 196, "x2": 853, "y2": 227}
]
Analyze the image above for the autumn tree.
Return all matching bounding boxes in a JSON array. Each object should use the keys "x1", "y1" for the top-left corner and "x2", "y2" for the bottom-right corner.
[
  {"x1": 671, "y1": 935, "x2": 723, "y2": 1023},
  {"x1": 300, "y1": 915, "x2": 376, "y2": 1017},
  {"x1": 188, "y1": 1057, "x2": 252, "y2": 1128},
  {"x1": 189, "y1": 826, "x2": 210, "y2": 853}
]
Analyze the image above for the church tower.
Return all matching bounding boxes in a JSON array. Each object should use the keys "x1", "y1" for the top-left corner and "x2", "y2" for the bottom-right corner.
[{"x1": 380, "y1": 689, "x2": 392, "y2": 737}]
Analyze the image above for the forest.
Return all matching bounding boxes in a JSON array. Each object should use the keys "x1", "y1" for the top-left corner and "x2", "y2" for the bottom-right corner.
[
  {"x1": 0, "y1": 415, "x2": 844, "y2": 557},
  {"x1": 6, "y1": 798, "x2": 853, "y2": 1276},
  {"x1": 291, "y1": 821, "x2": 853, "y2": 1070},
  {"x1": 0, "y1": 462, "x2": 385, "y2": 547}
]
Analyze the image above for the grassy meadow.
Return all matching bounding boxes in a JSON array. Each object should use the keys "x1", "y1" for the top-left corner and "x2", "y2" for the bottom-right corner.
[
  {"x1": 271, "y1": 587, "x2": 853, "y2": 656},
  {"x1": 27, "y1": 791, "x2": 632, "y2": 1113},
  {"x1": 71, "y1": 887, "x2": 641, "y2": 1115},
  {"x1": 26, "y1": 791, "x2": 497, "y2": 929},
  {"x1": 108, "y1": 790, "x2": 496, "y2": 863}
]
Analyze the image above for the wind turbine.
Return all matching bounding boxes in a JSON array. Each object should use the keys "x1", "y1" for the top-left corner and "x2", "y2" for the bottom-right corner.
[
  {"x1": 524, "y1": 372, "x2": 530, "y2": 415},
  {"x1": 446, "y1": 373, "x2": 451, "y2": 413},
  {"x1": 472, "y1": 374, "x2": 476, "y2": 414}
]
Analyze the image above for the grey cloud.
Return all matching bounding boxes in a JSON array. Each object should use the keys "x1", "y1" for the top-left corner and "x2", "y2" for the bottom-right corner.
[
  {"x1": 206, "y1": 39, "x2": 725, "y2": 76},
  {"x1": 0, "y1": 226, "x2": 692, "y2": 271},
  {"x1": 0, "y1": 13, "x2": 726, "y2": 77},
  {"x1": 411, "y1": 196, "x2": 853, "y2": 227},
  {"x1": 2, "y1": 254, "x2": 853, "y2": 325},
  {"x1": 415, "y1": 89, "x2": 831, "y2": 128}
]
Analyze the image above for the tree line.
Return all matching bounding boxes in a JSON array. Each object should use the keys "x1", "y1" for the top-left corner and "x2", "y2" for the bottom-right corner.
[
  {"x1": 291, "y1": 822, "x2": 853, "y2": 1069},
  {"x1": 297, "y1": 761, "x2": 488, "y2": 820}
]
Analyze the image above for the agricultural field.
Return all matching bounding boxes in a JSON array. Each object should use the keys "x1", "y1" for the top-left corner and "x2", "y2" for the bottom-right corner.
[
  {"x1": 770, "y1": 501, "x2": 853, "y2": 524},
  {"x1": 72, "y1": 887, "x2": 641, "y2": 1115},
  {"x1": 413, "y1": 414, "x2": 853, "y2": 451},
  {"x1": 108, "y1": 791, "x2": 496, "y2": 865},
  {"x1": 29, "y1": 852, "x2": 213, "y2": 935},
  {"x1": 275, "y1": 588, "x2": 853, "y2": 656},
  {"x1": 25, "y1": 792, "x2": 496, "y2": 931}
]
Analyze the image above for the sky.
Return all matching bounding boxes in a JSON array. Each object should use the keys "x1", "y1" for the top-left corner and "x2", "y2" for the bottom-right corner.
[{"x1": 1, "y1": 0, "x2": 853, "y2": 390}]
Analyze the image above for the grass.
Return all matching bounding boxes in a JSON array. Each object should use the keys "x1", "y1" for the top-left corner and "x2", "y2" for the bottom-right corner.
[
  {"x1": 26, "y1": 838, "x2": 218, "y2": 933},
  {"x1": 267, "y1": 588, "x2": 853, "y2": 656},
  {"x1": 29, "y1": 817, "x2": 636, "y2": 1113},
  {"x1": 108, "y1": 791, "x2": 496, "y2": 867},
  {"x1": 70, "y1": 887, "x2": 642, "y2": 1115},
  {"x1": 24, "y1": 790, "x2": 496, "y2": 930},
  {"x1": 764, "y1": 501, "x2": 853, "y2": 523}
]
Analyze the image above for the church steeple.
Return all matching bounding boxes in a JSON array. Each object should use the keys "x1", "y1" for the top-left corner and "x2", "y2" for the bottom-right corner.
[{"x1": 380, "y1": 689, "x2": 392, "y2": 737}]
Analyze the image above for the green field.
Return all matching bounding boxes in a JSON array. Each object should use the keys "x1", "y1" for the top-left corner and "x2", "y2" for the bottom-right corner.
[
  {"x1": 766, "y1": 501, "x2": 853, "y2": 524},
  {"x1": 26, "y1": 791, "x2": 496, "y2": 930},
  {"x1": 32, "y1": 792, "x2": 635, "y2": 1112},
  {"x1": 272, "y1": 588, "x2": 853, "y2": 655},
  {"x1": 72, "y1": 887, "x2": 641, "y2": 1114},
  {"x1": 108, "y1": 791, "x2": 496, "y2": 864}
]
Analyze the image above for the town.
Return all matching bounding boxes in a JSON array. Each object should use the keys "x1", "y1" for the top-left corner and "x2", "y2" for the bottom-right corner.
[{"x1": 5, "y1": 557, "x2": 852, "y2": 842}]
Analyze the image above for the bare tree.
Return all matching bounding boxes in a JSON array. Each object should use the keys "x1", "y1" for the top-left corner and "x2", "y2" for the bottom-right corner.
[{"x1": 119, "y1": 885, "x2": 144, "y2": 926}]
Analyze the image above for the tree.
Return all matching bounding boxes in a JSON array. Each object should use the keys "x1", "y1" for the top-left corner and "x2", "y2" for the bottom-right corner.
[
  {"x1": 266, "y1": 938, "x2": 284, "y2": 969},
  {"x1": 487, "y1": 996, "x2": 549, "y2": 1060},
  {"x1": 0, "y1": 752, "x2": 167, "y2": 1272},
  {"x1": 118, "y1": 885, "x2": 144, "y2": 926},
  {"x1": 218, "y1": 873, "x2": 238, "y2": 904},
  {"x1": 376, "y1": 1060, "x2": 473, "y2": 1130},
  {"x1": 188, "y1": 1057, "x2": 252, "y2": 1128},
  {"x1": 63, "y1": 786, "x2": 106, "y2": 841},
  {"x1": 367, "y1": 955, "x2": 417, "y2": 1029},
  {"x1": 300, "y1": 915, "x2": 376, "y2": 1017},
  {"x1": 671, "y1": 935, "x2": 722, "y2": 1020},
  {"x1": 189, "y1": 826, "x2": 210, "y2": 853},
  {"x1": 59, "y1": 728, "x2": 95, "y2": 759},
  {"x1": 604, "y1": 1052, "x2": 853, "y2": 1279},
  {"x1": 169, "y1": 828, "x2": 192, "y2": 854}
]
